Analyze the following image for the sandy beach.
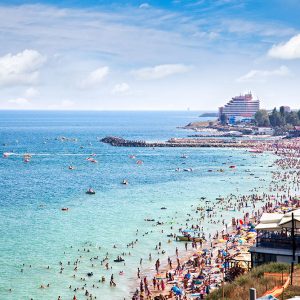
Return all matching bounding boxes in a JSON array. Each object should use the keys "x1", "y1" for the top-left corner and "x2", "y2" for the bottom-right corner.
[{"x1": 131, "y1": 138, "x2": 300, "y2": 300}]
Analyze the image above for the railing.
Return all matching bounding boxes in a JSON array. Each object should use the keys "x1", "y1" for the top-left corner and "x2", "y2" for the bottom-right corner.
[{"x1": 256, "y1": 236, "x2": 300, "y2": 250}]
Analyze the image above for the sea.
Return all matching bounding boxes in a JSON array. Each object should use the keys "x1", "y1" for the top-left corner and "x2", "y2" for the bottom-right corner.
[{"x1": 0, "y1": 111, "x2": 276, "y2": 300}]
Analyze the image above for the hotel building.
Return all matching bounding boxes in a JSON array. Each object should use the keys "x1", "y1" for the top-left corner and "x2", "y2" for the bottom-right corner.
[{"x1": 219, "y1": 93, "x2": 260, "y2": 119}]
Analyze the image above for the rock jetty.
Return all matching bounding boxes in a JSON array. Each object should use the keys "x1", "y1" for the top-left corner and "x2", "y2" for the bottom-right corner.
[{"x1": 100, "y1": 136, "x2": 264, "y2": 148}]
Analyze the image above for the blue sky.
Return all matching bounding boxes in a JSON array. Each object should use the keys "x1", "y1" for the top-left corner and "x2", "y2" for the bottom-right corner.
[{"x1": 0, "y1": 0, "x2": 300, "y2": 110}]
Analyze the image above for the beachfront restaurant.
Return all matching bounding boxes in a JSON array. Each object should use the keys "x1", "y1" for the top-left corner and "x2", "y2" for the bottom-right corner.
[{"x1": 250, "y1": 210, "x2": 300, "y2": 266}]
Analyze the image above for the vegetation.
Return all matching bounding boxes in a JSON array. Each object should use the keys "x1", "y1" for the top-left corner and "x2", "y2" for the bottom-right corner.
[
  {"x1": 282, "y1": 285, "x2": 300, "y2": 299},
  {"x1": 206, "y1": 263, "x2": 291, "y2": 300},
  {"x1": 220, "y1": 113, "x2": 228, "y2": 125},
  {"x1": 224, "y1": 265, "x2": 245, "y2": 282},
  {"x1": 255, "y1": 106, "x2": 300, "y2": 127},
  {"x1": 199, "y1": 113, "x2": 218, "y2": 118}
]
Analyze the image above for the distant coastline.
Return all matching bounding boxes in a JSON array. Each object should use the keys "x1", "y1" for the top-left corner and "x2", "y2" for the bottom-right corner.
[{"x1": 199, "y1": 112, "x2": 218, "y2": 117}]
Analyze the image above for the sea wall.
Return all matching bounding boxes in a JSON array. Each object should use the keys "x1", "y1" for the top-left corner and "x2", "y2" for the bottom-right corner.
[{"x1": 101, "y1": 136, "x2": 258, "y2": 148}]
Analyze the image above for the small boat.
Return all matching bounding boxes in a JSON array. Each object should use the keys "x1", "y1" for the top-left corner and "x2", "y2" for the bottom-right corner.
[
  {"x1": 177, "y1": 236, "x2": 203, "y2": 242},
  {"x1": 229, "y1": 165, "x2": 236, "y2": 169},
  {"x1": 249, "y1": 149, "x2": 263, "y2": 153},
  {"x1": 86, "y1": 188, "x2": 96, "y2": 195},
  {"x1": 183, "y1": 168, "x2": 193, "y2": 172},
  {"x1": 122, "y1": 179, "x2": 128, "y2": 185},
  {"x1": 114, "y1": 257, "x2": 125, "y2": 263},
  {"x1": 61, "y1": 208, "x2": 69, "y2": 211},
  {"x1": 23, "y1": 153, "x2": 32, "y2": 163},
  {"x1": 206, "y1": 208, "x2": 213, "y2": 212}
]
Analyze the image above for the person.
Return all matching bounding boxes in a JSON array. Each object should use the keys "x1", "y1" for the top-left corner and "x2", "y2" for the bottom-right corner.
[
  {"x1": 161, "y1": 280, "x2": 165, "y2": 291},
  {"x1": 152, "y1": 277, "x2": 157, "y2": 289}
]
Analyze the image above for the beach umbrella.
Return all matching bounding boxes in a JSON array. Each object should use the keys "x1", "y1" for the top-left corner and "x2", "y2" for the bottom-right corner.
[{"x1": 171, "y1": 286, "x2": 183, "y2": 295}]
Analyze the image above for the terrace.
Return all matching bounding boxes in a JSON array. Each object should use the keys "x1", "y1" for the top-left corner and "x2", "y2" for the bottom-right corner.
[{"x1": 250, "y1": 209, "x2": 300, "y2": 266}]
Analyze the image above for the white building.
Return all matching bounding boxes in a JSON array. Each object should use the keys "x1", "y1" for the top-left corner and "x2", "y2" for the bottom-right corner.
[{"x1": 219, "y1": 93, "x2": 260, "y2": 118}]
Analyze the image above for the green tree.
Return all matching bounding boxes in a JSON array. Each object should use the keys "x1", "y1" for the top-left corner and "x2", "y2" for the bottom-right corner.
[
  {"x1": 254, "y1": 110, "x2": 270, "y2": 127},
  {"x1": 269, "y1": 108, "x2": 284, "y2": 127},
  {"x1": 286, "y1": 111, "x2": 300, "y2": 126},
  {"x1": 220, "y1": 113, "x2": 227, "y2": 125}
]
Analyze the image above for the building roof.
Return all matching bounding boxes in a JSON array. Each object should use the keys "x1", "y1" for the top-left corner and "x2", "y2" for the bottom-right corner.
[
  {"x1": 256, "y1": 210, "x2": 300, "y2": 231},
  {"x1": 255, "y1": 222, "x2": 280, "y2": 230}
]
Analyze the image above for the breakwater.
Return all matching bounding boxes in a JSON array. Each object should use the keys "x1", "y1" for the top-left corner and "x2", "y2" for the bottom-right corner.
[{"x1": 101, "y1": 136, "x2": 259, "y2": 148}]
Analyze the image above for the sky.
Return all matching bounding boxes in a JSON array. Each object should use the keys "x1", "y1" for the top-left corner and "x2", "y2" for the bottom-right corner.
[{"x1": 0, "y1": 0, "x2": 300, "y2": 110}]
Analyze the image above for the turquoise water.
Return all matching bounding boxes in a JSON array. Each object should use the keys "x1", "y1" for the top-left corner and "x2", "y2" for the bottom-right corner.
[{"x1": 0, "y1": 111, "x2": 275, "y2": 300}]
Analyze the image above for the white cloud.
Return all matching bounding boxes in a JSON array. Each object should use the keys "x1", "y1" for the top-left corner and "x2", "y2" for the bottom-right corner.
[
  {"x1": 237, "y1": 65, "x2": 291, "y2": 82},
  {"x1": 112, "y1": 82, "x2": 130, "y2": 94},
  {"x1": 139, "y1": 3, "x2": 151, "y2": 9},
  {"x1": 25, "y1": 87, "x2": 39, "y2": 98},
  {"x1": 268, "y1": 34, "x2": 300, "y2": 60},
  {"x1": 0, "y1": 49, "x2": 46, "y2": 86},
  {"x1": 133, "y1": 64, "x2": 190, "y2": 80},
  {"x1": 80, "y1": 67, "x2": 109, "y2": 88},
  {"x1": 8, "y1": 98, "x2": 31, "y2": 105}
]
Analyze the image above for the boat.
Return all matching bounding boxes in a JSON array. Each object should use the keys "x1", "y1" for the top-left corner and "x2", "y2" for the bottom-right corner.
[
  {"x1": 86, "y1": 188, "x2": 96, "y2": 195},
  {"x1": 249, "y1": 149, "x2": 263, "y2": 153},
  {"x1": 86, "y1": 157, "x2": 98, "y2": 163},
  {"x1": 23, "y1": 153, "x2": 32, "y2": 163},
  {"x1": 61, "y1": 208, "x2": 69, "y2": 211},
  {"x1": 183, "y1": 168, "x2": 193, "y2": 172},
  {"x1": 114, "y1": 257, "x2": 125, "y2": 263},
  {"x1": 177, "y1": 236, "x2": 203, "y2": 242}
]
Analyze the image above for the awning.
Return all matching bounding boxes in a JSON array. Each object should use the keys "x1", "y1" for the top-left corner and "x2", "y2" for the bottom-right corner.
[
  {"x1": 256, "y1": 223, "x2": 280, "y2": 231},
  {"x1": 259, "y1": 213, "x2": 283, "y2": 224}
]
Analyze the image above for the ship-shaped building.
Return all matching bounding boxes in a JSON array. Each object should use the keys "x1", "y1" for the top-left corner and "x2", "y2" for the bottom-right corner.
[{"x1": 218, "y1": 93, "x2": 260, "y2": 118}]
